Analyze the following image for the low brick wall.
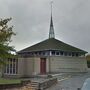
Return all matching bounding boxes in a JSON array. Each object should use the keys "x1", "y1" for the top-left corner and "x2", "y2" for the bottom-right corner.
[{"x1": 38, "y1": 78, "x2": 57, "y2": 90}]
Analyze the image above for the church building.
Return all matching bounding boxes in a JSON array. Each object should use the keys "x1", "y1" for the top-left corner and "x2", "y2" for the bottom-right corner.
[{"x1": 3, "y1": 5, "x2": 88, "y2": 78}]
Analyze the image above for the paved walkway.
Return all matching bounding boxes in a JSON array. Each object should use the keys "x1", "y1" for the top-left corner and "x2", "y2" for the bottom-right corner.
[{"x1": 47, "y1": 70, "x2": 90, "y2": 90}]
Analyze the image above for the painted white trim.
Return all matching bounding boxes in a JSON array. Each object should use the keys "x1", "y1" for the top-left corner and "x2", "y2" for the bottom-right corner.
[{"x1": 4, "y1": 59, "x2": 17, "y2": 75}]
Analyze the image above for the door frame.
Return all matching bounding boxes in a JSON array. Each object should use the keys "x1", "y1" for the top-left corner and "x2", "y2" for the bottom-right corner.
[{"x1": 40, "y1": 58, "x2": 46, "y2": 74}]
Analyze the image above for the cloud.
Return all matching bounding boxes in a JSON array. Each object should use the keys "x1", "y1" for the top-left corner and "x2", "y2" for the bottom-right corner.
[{"x1": 0, "y1": 0, "x2": 90, "y2": 53}]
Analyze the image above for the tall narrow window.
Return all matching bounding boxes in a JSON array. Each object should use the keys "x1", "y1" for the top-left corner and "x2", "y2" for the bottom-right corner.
[{"x1": 4, "y1": 58, "x2": 18, "y2": 75}]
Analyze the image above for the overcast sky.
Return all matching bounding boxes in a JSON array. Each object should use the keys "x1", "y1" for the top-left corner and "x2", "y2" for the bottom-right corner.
[{"x1": 0, "y1": 0, "x2": 90, "y2": 53}]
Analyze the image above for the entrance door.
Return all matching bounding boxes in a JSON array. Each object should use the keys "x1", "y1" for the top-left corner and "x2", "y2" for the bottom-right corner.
[{"x1": 40, "y1": 58, "x2": 46, "y2": 74}]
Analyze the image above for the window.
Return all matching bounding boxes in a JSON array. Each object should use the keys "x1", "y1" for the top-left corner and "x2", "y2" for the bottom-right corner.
[
  {"x1": 76, "y1": 53, "x2": 79, "y2": 57},
  {"x1": 42, "y1": 52, "x2": 45, "y2": 55},
  {"x1": 31, "y1": 52, "x2": 33, "y2": 55},
  {"x1": 35, "y1": 52, "x2": 37, "y2": 55},
  {"x1": 72, "y1": 52, "x2": 75, "y2": 56},
  {"x1": 64, "y1": 52, "x2": 67, "y2": 56},
  {"x1": 46, "y1": 51, "x2": 49, "y2": 56},
  {"x1": 52, "y1": 51, "x2": 55, "y2": 55},
  {"x1": 68, "y1": 52, "x2": 72, "y2": 56},
  {"x1": 56, "y1": 52, "x2": 59, "y2": 55},
  {"x1": 39, "y1": 52, "x2": 41, "y2": 55},
  {"x1": 4, "y1": 58, "x2": 18, "y2": 75},
  {"x1": 60, "y1": 51, "x2": 63, "y2": 55}
]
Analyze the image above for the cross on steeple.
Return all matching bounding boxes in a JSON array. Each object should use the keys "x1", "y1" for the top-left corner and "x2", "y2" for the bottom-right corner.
[{"x1": 49, "y1": 1, "x2": 55, "y2": 39}]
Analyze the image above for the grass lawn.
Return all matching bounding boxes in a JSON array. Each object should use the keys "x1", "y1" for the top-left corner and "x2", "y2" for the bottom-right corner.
[{"x1": 0, "y1": 78, "x2": 21, "y2": 84}]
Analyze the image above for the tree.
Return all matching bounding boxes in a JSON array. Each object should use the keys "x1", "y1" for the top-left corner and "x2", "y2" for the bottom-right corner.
[
  {"x1": 86, "y1": 54, "x2": 90, "y2": 68},
  {"x1": 0, "y1": 18, "x2": 16, "y2": 65}
]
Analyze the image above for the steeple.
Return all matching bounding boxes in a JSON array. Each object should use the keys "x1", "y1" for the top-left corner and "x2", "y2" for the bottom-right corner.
[{"x1": 49, "y1": 1, "x2": 55, "y2": 39}]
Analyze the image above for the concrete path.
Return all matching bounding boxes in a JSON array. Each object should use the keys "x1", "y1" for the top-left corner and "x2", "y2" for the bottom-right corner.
[{"x1": 47, "y1": 70, "x2": 90, "y2": 90}]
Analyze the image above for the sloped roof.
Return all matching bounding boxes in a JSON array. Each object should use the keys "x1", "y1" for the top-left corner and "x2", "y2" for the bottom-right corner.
[{"x1": 18, "y1": 38, "x2": 87, "y2": 54}]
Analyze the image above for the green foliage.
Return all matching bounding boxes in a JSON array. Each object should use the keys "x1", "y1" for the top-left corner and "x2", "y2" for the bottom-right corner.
[
  {"x1": 86, "y1": 54, "x2": 90, "y2": 61},
  {"x1": 87, "y1": 61, "x2": 90, "y2": 68},
  {"x1": 0, "y1": 18, "x2": 16, "y2": 65},
  {"x1": 0, "y1": 18, "x2": 15, "y2": 44}
]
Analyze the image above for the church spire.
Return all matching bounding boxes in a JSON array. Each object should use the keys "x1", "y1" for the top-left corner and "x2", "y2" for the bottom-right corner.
[{"x1": 49, "y1": 1, "x2": 55, "y2": 39}]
